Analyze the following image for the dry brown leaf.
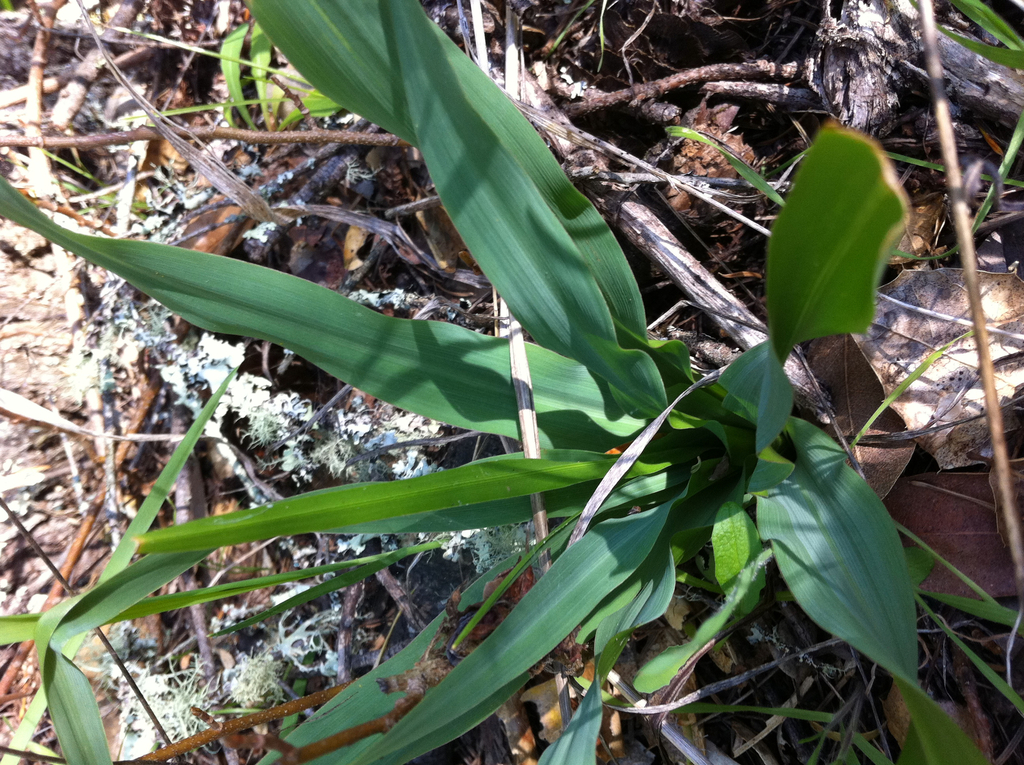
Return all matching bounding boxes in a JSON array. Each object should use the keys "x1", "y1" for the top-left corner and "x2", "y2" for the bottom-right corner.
[
  {"x1": 882, "y1": 682, "x2": 911, "y2": 747},
  {"x1": 806, "y1": 335, "x2": 914, "y2": 497},
  {"x1": 176, "y1": 202, "x2": 253, "y2": 255},
  {"x1": 856, "y1": 268, "x2": 1024, "y2": 468},
  {"x1": 884, "y1": 473, "x2": 1017, "y2": 598},
  {"x1": 520, "y1": 678, "x2": 563, "y2": 743},
  {"x1": 495, "y1": 692, "x2": 540, "y2": 765},
  {"x1": 343, "y1": 225, "x2": 370, "y2": 269},
  {"x1": 893, "y1": 193, "x2": 945, "y2": 262},
  {"x1": 416, "y1": 206, "x2": 468, "y2": 273}
]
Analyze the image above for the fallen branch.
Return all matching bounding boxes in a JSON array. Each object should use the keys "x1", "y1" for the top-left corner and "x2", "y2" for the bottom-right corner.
[
  {"x1": 0, "y1": 125, "x2": 406, "y2": 150},
  {"x1": 563, "y1": 61, "x2": 800, "y2": 118}
]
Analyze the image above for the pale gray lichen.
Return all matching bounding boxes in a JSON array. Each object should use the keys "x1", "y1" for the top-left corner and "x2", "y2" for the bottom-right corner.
[
  {"x1": 442, "y1": 524, "x2": 527, "y2": 573},
  {"x1": 118, "y1": 664, "x2": 209, "y2": 760},
  {"x1": 229, "y1": 652, "x2": 285, "y2": 708}
]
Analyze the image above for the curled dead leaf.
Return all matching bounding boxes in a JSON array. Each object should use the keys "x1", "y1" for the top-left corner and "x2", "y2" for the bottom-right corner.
[{"x1": 856, "y1": 268, "x2": 1024, "y2": 468}]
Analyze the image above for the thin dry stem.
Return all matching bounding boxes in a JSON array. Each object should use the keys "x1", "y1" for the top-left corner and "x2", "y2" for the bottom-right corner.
[
  {"x1": 917, "y1": 0, "x2": 1024, "y2": 681},
  {"x1": 0, "y1": 125, "x2": 405, "y2": 150},
  {"x1": 0, "y1": 494, "x2": 174, "y2": 746},
  {"x1": 139, "y1": 683, "x2": 351, "y2": 760}
]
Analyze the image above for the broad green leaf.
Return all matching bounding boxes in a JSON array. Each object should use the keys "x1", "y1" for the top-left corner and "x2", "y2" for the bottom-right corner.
[
  {"x1": 747, "y1": 445, "x2": 794, "y2": 494},
  {"x1": 896, "y1": 678, "x2": 989, "y2": 765},
  {"x1": 578, "y1": 499, "x2": 681, "y2": 641},
  {"x1": 712, "y1": 502, "x2": 765, "y2": 614},
  {"x1": 348, "y1": 505, "x2": 672, "y2": 765},
  {"x1": 542, "y1": 587, "x2": 654, "y2": 765},
  {"x1": 335, "y1": 465, "x2": 692, "y2": 535},
  {"x1": 250, "y1": 0, "x2": 648, "y2": 338},
  {"x1": 0, "y1": 177, "x2": 645, "y2": 451},
  {"x1": 221, "y1": 24, "x2": 256, "y2": 129},
  {"x1": 767, "y1": 126, "x2": 906, "y2": 361},
  {"x1": 0, "y1": 614, "x2": 39, "y2": 646},
  {"x1": 248, "y1": 0, "x2": 666, "y2": 416},
  {"x1": 137, "y1": 452, "x2": 618, "y2": 553},
  {"x1": 719, "y1": 342, "x2": 792, "y2": 453},
  {"x1": 389, "y1": 0, "x2": 664, "y2": 413},
  {"x1": 633, "y1": 548, "x2": 772, "y2": 692},
  {"x1": 758, "y1": 418, "x2": 917, "y2": 682},
  {"x1": 42, "y1": 651, "x2": 111, "y2": 765}
]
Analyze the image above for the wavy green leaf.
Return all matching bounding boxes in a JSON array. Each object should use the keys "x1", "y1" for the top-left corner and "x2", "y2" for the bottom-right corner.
[
  {"x1": 767, "y1": 126, "x2": 906, "y2": 360},
  {"x1": 221, "y1": 24, "x2": 256, "y2": 129}
]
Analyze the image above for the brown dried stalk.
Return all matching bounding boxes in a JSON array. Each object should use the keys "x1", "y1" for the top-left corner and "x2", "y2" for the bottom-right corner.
[
  {"x1": 0, "y1": 126, "x2": 405, "y2": 151},
  {"x1": 917, "y1": 0, "x2": 1024, "y2": 680},
  {"x1": 138, "y1": 683, "x2": 352, "y2": 761}
]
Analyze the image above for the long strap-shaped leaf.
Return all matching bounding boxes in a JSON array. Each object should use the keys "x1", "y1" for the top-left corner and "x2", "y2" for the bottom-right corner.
[
  {"x1": 136, "y1": 451, "x2": 620, "y2": 553},
  {"x1": 0, "y1": 178, "x2": 645, "y2": 450},
  {"x1": 248, "y1": 0, "x2": 666, "y2": 416},
  {"x1": 270, "y1": 504, "x2": 669, "y2": 765}
]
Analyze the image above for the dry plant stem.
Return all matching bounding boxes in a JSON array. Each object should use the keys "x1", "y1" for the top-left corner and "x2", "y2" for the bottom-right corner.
[
  {"x1": 650, "y1": 638, "x2": 715, "y2": 735},
  {"x1": 10, "y1": 189, "x2": 115, "y2": 236},
  {"x1": 563, "y1": 61, "x2": 799, "y2": 117},
  {"x1": 50, "y1": 0, "x2": 145, "y2": 130},
  {"x1": 277, "y1": 683, "x2": 425, "y2": 764},
  {"x1": 0, "y1": 498, "x2": 101, "y2": 698},
  {"x1": 918, "y1": 0, "x2": 1024, "y2": 675},
  {"x1": 375, "y1": 566, "x2": 425, "y2": 632},
  {"x1": 0, "y1": 125, "x2": 405, "y2": 150},
  {"x1": 139, "y1": 683, "x2": 353, "y2": 761},
  {"x1": 603, "y1": 671, "x2": 713, "y2": 765},
  {"x1": 69, "y1": 0, "x2": 276, "y2": 225},
  {"x1": 0, "y1": 47, "x2": 153, "y2": 110},
  {"x1": 336, "y1": 580, "x2": 365, "y2": 685},
  {"x1": 500, "y1": 302, "x2": 551, "y2": 568},
  {"x1": 613, "y1": 637, "x2": 846, "y2": 716},
  {"x1": 0, "y1": 494, "x2": 173, "y2": 747},
  {"x1": 23, "y1": 0, "x2": 67, "y2": 192},
  {"x1": 0, "y1": 744, "x2": 67, "y2": 763}
]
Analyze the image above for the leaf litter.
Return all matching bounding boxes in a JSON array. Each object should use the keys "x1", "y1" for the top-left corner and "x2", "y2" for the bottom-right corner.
[{"x1": 856, "y1": 268, "x2": 1024, "y2": 468}]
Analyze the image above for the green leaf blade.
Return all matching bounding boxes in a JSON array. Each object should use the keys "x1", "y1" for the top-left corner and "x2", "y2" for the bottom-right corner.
[
  {"x1": 137, "y1": 454, "x2": 615, "y2": 553},
  {"x1": 767, "y1": 126, "x2": 907, "y2": 360},
  {"x1": 758, "y1": 419, "x2": 917, "y2": 682},
  {"x1": 0, "y1": 177, "x2": 644, "y2": 451}
]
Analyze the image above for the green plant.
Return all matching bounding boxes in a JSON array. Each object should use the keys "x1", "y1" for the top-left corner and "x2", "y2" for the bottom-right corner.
[{"x1": 0, "y1": 1, "x2": 1003, "y2": 763}]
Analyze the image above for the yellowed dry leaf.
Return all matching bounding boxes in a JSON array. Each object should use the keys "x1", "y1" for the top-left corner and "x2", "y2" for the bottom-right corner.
[{"x1": 856, "y1": 268, "x2": 1024, "y2": 468}]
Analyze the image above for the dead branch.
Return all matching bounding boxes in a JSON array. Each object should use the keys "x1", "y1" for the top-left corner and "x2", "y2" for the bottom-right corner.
[
  {"x1": 563, "y1": 61, "x2": 800, "y2": 118},
  {"x1": 0, "y1": 125, "x2": 406, "y2": 150}
]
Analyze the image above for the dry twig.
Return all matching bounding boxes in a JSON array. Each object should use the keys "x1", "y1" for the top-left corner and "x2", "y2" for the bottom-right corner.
[{"x1": 917, "y1": 0, "x2": 1024, "y2": 681}]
